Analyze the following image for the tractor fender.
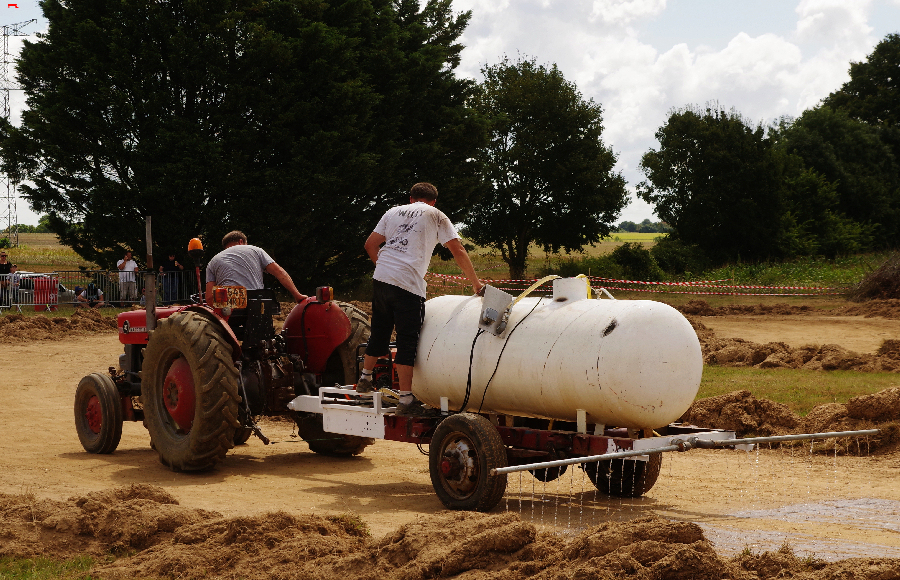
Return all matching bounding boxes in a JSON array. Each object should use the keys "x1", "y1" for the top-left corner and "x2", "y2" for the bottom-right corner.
[
  {"x1": 180, "y1": 305, "x2": 243, "y2": 361},
  {"x1": 282, "y1": 299, "x2": 352, "y2": 374},
  {"x1": 117, "y1": 305, "x2": 242, "y2": 360}
]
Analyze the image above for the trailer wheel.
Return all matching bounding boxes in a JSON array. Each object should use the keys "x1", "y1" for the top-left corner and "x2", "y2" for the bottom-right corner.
[
  {"x1": 530, "y1": 464, "x2": 568, "y2": 482},
  {"x1": 142, "y1": 311, "x2": 241, "y2": 471},
  {"x1": 74, "y1": 373, "x2": 123, "y2": 454},
  {"x1": 430, "y1": 413, "x2": 508, "y2": 512},
  {"x1": 583, "y1": 453, "x2": 662, "y2": 497},
  {"x1": 293, "y1": 301, "x2": 374, "y2": 456}
]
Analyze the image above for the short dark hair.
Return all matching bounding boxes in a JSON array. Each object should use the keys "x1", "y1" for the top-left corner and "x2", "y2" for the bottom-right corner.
[
  {"x1": 222, "y1": 230, "x2": 247, "y2": 248},
  {"x1": 410, "y1": 182, "x2": 438, "y2": 201}
]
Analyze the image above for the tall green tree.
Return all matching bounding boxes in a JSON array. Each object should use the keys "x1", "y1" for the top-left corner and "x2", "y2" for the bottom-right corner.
[
  {"x1": 464, "y1": 57, "x2": 626, "y2": 279},
  {"x1": 0, "y1": 0, "x2": 485, "y2": 288},
  {"x1": 773, "y1": 106, "x2": 899, "y2": 244},
  {"x1": 824, "y1": 33, "x2": 900, "y2": 189},
  {"x1": 638, "y1": 105, "x2": 785, "y2": 263}
]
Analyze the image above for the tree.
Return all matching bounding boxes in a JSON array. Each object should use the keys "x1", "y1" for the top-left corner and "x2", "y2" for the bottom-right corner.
[
  {"x1": 824, "y1": 33, "x2": 900, "y2": 189},
  {"x1": 0, "y1": 0, "x2": 485, "y2": 289},
  {"x1": 463, "y1": 57, "x2": 626, "y2": 279},
  {"x1": 773, "y1": 106, "x2": 899, "y2": 244},
  {"x1": 638, "y1": 105, "x2": 785, "y2": 263},
  {"x1": 824, "y1": 33, "x2": 900, "y2": 128}
]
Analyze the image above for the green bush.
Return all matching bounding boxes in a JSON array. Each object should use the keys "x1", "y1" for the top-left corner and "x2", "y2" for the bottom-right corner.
[
  {"x1": 0, "y1": 237, "x2": 10, "y2": 249},
  {"x1": 610, "y1": 242, "x2": 663, "y2": 281},
  {"x1": 550, "y1": 254, "x2": 623, "y2": 279},
  {"x1": 650, "y1": 237, "x2": 709, "y2": 277}
]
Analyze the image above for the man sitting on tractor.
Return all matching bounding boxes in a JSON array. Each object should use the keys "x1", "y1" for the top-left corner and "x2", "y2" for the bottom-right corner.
[
  {"x1": 205, "y1": 230, "x2": 307, "y2": 308},
  {"x1": 357, "y1": 182, "x2": 483, "y2": 416}
]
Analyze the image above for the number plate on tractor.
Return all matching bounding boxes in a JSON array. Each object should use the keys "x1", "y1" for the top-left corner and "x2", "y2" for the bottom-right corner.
[{"x1": 212, "y1": 285, "x2": 247, "y2": 309}]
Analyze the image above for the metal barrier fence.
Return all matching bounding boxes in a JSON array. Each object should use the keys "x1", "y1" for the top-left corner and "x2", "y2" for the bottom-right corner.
[{"x1": 0, "y1": 270, "x2": 200, "y2": 312}]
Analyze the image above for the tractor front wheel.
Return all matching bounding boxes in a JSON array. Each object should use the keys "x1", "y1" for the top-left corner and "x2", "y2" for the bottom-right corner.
[
  {"x1": 142, "y1": 311, "x2": 241, "y2": 471},
  {"x1": 74, "y1": 373, "x2": 123, "y2": 454}
]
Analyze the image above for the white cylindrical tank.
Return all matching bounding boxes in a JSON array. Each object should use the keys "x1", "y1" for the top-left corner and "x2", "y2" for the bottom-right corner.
[{"x1": 413, "y1": 282, "x2": 702, "y2": 428}]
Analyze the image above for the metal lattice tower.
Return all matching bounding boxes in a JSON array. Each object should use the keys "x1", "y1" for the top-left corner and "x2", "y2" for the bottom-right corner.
[{"x1": 1, "y1": 19, "x2": 35, "y2": 246}]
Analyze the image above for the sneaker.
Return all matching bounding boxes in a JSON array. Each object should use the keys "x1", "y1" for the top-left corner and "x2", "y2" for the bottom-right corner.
[
  {"x1": 396, "y1": 398, "x2": 441, "y2": 417},
  {"x1": 356, "y1": 376, "x2": 375, "y2": 394}
]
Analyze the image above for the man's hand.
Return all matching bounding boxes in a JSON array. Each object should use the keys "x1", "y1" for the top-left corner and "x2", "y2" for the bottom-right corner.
[{"x1": 292, "y1": 291, "x2": 308, "y2": 303}]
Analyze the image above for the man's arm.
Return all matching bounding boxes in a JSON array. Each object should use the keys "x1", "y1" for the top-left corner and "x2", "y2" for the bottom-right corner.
[
  {"x1": 117, "y1": 260, "x2": 125, "y2": 271},
  {"x1": 364, "y1": 232, "x2": 386, "y2": 264},
  {"x1": 444, "y1": 238, "x2": 483, "y2": 294},
  {"x1": 264, "y1": 262, "x2": 308, "y2": 303}
]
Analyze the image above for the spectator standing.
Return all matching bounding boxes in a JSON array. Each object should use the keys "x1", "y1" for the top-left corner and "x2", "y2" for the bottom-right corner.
[
  {"x1": 159, "y1": 253, "x2": 184, "y2": 305},
  {"x1": 0, "y1": 251, "x2": 10, "y2": 307},
  {"x1": 117, "y1": 250, "x2": 139, "y2": 304}
]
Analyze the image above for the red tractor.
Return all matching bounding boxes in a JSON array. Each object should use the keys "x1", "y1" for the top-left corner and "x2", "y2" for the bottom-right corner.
[{"x1": 74, "y1": 241, "x2": 373, "y2": 471}]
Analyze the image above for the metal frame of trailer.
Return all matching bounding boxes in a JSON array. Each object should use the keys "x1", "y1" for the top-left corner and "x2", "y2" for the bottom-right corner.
[
  {"x1": 288, "y1": 387, "x2": 745, "y2": 454},
  {"x1": 288, "y1": 386, "x2": 750, "y2": 509}
]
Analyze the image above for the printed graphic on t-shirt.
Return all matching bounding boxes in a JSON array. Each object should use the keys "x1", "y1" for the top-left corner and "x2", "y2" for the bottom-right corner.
[{"x1": 385, "y1": 220, "x2": 419, "y2": 253}]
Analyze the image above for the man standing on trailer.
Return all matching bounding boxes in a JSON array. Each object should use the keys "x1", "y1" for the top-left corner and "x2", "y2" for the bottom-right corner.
[{"x1": 357, "y1": 182, "x2": 483, "y2": 416}]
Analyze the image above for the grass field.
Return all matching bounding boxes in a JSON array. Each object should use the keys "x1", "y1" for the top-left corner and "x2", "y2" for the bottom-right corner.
[
  {"x1": 699, "y1": 366, "x2": 899, "y2": 417},
  {"x1": 3, "y1": 233, "x2": 99, "y2": 271}
]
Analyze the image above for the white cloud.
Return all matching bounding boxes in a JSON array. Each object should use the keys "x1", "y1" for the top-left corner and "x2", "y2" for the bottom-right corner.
[
  {"x1": 795, "y1": 0, "x2": 873, "y2": 45},
  {"x1": 589, "y1": 0, "x2": 667, "y2": 25}
]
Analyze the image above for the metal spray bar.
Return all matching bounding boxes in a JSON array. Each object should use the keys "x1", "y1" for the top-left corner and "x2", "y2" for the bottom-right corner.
[{"x1": 490, "y1": 429, "x2": 881, "y2": 476}]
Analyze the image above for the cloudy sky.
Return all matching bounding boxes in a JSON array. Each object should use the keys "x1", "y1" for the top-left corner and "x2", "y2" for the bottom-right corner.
[{"x1": 5, "y1": 0, "x2": 900, "y2": 224}]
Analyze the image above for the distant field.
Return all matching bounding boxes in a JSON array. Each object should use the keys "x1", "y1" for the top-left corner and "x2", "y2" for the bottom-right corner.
[
  {"x1": 4, "y1": 233, "x2": 98, "y2": 271},
  {"x1": 439, "y1": 232, "x2": 665, "y2": 281}
]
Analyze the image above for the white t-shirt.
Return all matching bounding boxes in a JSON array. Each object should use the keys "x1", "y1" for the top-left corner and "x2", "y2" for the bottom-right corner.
[
  {"x1": 373, "y1": 202, "x2": 458, "y2": 297},
  {"x1": 117, "y1": 258, "x2": 138, "y2": 283}
]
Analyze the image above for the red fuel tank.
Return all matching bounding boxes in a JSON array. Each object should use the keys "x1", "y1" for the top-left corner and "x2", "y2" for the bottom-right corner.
[{"x1": 282, "y1": 299, "x2": 351, "y2": 374}]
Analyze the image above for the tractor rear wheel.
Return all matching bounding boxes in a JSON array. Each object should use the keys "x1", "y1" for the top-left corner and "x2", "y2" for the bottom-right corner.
[
  {"x1": 142, "y1": 311, "x2": 241, "y2": 471},
  {"x1": 582, "y1": 453, "x2": 662, "y2": 497},
  {"x1": 74, "y1": 373, "x2": 123, "y2": 454},
  {"x1": 430, "y1": 413, "x2": 508, "y2": 511},
  {"x1": 293, "y1": 301, "x2": 374, "y2": 456}
]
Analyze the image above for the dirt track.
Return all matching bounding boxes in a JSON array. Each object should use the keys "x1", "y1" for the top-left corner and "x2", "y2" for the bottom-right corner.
[{"x1": 2, "y1": 311, "x2": 900, "y2": 576}]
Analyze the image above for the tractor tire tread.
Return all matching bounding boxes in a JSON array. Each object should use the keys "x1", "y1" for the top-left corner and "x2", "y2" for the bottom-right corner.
[{"x1": 143, "y1": 311, "x2": 240, "y2": 472}]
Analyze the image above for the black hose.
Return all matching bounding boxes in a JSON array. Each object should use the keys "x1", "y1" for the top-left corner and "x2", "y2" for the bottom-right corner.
[
  {"x1": 477, "y1": 297, "x2": 543, "y2": 413},
  {"x1": 459, "y1": 328, "x2": 485, "y2": 413}
]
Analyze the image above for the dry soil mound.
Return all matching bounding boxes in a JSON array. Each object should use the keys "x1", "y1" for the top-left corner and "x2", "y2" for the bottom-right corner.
[
  {"x1": 837, "y1": 299, "x2": 900, "y2": 319},
  {"x1": 676, "y1": 298, "x2": 900, "y2": 319},
  {"x1": 686, "y1": 316, "x2": 900, "y2": 372},
  {"x1": 3, "y1": 485, "x2": 898, "y2": 579},
  {"x1": 680, "y1": 388, "x2": 900, "y2": 455},
  {"x1": 0, "y1": 308, "x2": 117, "y2": 343},
  {"x1": 677, "y1": 299, "x2": 815, "y2": 317}
]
